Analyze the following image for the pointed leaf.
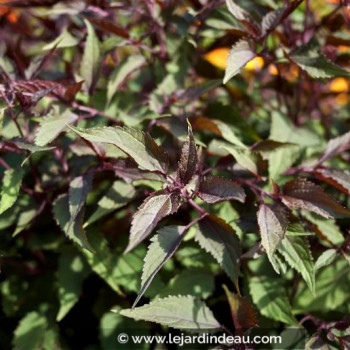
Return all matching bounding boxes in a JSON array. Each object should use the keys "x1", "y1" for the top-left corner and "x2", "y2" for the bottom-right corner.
[
  {"x1": 53, "y1": 194, "x2": 94, "y2": 252},
  {"x1": 315, "y1": 249, "x2": 337, "y2": 270},
  {"x1": 223, "y1": 145, "x2": 259, "y2": 176},
  {"x1": 125, "y1": 191, "x2": 181, "y2": 253},
  {"x1": 249, "y1": 276, "x2": 298, "y2": 325},
  {"x1": 69, "y1": 173, "x2": 92, "y2": 228},
  {"x1": 120, "y1": 296, "x2": 220, "y2": 330},
  {"x1": 196, "y1": 215, "x2": 240, "y2": 283},
  {"x1": 107, "y1": 55, "x2": 145, "y2": 104},
  {"x1": 223, "y1": 285, "x2": 258, "y2": 330},
  {"x1": 198, "y1": 176, "x2": 246, "y2": 204},
  {"x1": 56, "y1": 249, "x2": 89, "y2": 321},
  {"x1": 279, "y1": 236, "x2": 315, "y2": 294},
  {"x1": 257, "y1": 203, "x2": 289, "y2": 274},
  {"x1": 68, "y1": 125, "x2": 169, "y2": 173},
  {"x1": 282, "y1": 178, "x2": 350, "y2": 219},
  {"x1": 134, "y1": 226, "x2": 187, "y2": 307},
  {"x1": 7, "y1": 138, "x2": 54, "y2": 154},
  {"x1": 0, "y1": 168, "x2": 24, "y2": 215},
  {"x1": 223, "y1": 40, "x2": 256, "y2": 84},
  {"x1": 177, "y1": 124, "x2": 198, "y2": 185},
  {"x1": 35, "y1": 109, "x2": 78, "y2": 146},
  {"x1": 315, "y1": 168, "x2": 350, "y2": 195},
  {"x1": 262, "y1": 8, "x2": 284, "y2": 35},
  {"x1": 80, "y1": 19, "x2": 101, "y2": 90},
  {"x1": 85, "y1": 181, "x2": 136, "y2": 227},
  {"x1": 318, "y1": 131, "x2": 350, "y2": 164}
]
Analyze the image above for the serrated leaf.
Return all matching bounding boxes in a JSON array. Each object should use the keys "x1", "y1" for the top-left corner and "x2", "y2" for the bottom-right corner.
[
  {"x1": 56, "y1": 249, "x2": 89, "y2": 321},
  {"x1": 315, "y1": 249, "x2": 337, "y2": 270},
  {"x1": 257, "y1": 203, "x2": 289, "y2": 274},
  {"x1": 35, "y1": 109, "x2": 78, "y2": 146},
  {"x1": 53, "y1": 194, "x2": 94, "y2": 252},
  {"x1": 290, "y1": 46, "x2": 350, "y2": 79},
  {"x1": 134, "y1": 225, "x2": 187, "y2": 307},
  {"x1": 262, "y1": 8, "x2": 284, "y2": 35},
  {"x1": 315, "y1": 168, "x2": 350, "y2": 195},
  {"x1": 223, "y1": 145, "x2": 259, "y2": 176},
  {"x1": 68, "y1": 173, "x2": 92, "y2": 229},
  {"x1": 177, "y1": 124, "x2": 198, "y2": 185},
  {"x1": 0, "y1": 168, "x2": 24, "y2": 215},
  {"x1": 68, "y1": 125, "x2": 169, "y2": 173},
  {"x1": 196, "y1": 215, "x2": 240, "y2": 284},
  {"x1": 85, "y1": 181, "x2": 136, "y2": 227},
  {"x1": 125, "y1": 191, "x2": 181, "y2": 253},
  {"x1": 107, "y1": 55, "x2": 145, "y2": 104},
  {"x1": 279, "y1": 236, "x2": 315, "y2": 295},
  {"x1": 249, "y1": 276, "x2": 298, "y2": 325},
  {"x1": 282, "y1": 178, "x2": 350, "y2": 219},
  {"x1": 223, "y1": 285, "x2": 258, "y2": 329},
  {"x1": 7, "y1": 138, "x2": 54, "y2": 154},
  {"x1": 198, "y1": 176, "x2": 246, "y2": 204},
  {"x1": 158, "y1": 268, "x2": 215, "y2": 299},
  {"x1": 318, "y1": 130, "x2": 350, "y2": 164},
  {"x1": 223, "y1": 40, "x2": 256, "y2": 84},
  {"x1": 80, "y1": 19, "x2": 101, "y2": 90},
  {"x1": 120, "y1": 296, "x2": 220, "y2": 330}
]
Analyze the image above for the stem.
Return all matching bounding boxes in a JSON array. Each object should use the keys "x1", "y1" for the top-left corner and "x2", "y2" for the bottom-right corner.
[{"x1": 188, "y1": 198, "x2": 207, "y2": 215}]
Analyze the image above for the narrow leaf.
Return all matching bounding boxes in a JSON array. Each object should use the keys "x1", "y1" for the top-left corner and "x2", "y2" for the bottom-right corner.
[
  {"x1": 177, "y1": 124, "x2": 198, "y2": 185},
  {"x1": 125, "y1": 191, "x2": 181, "y2": 253},
  {"x1": 257, "y1": 203, "x2": 289, "y2": 274},
  {"x1": 0, "y1": 168, "x2": 24, "y2": 215},
  {"x1": 282, "y1": 178, "x2": 350, "y2": 219},
  {"x1": 315, "y1": 249, "x2": 337, "y2": 270},
  {"x1": 315, "y1": 168, "x2": 350, "y2": 195},
  {"x1": 223, "y1": 40, "x2": 256, "y2": 84},
  {"x1": 196, "y1": 215, "x2": 241, "y2": 284},
  {"x1": 53, "y1": 194, "x2": 94, "y2": 252},
  {"x1": 279, "y1": 236, "x2": 315, "y2": 295},
  {"x1": 134, "y1": 226, "x2": 187, "y2": 307},
  {"x1": 85, "y1": 181, "x2": 136, "y2": 227},
  {"x1": 318, "y1": 131, "x2": 350, "y2": 164},
  {"x1": 80, "y1": 19, "x2": 101, "y2": 90},
  {"x1": 198, "y1": 176, "x2": 246, "y2": 204},
  {"x1": 107, "y1": 55, "x2": 145, "y2": 104},
  {"x1": 68, "y1": 125, "x2": 169, "y2": 173},
  {"x1": 223, "y1": 285, "x2": 258, "y2": 330},
  {"x1": 120, "y1": 296, "x2": 220, "y2": 330}
]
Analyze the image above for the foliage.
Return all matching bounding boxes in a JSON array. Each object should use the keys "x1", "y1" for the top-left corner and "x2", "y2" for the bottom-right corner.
[{"x1": 1, "y1": 0, "x2": 350, "y2": 349}]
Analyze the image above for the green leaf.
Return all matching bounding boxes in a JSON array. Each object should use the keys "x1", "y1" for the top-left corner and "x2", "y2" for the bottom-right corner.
[
  {"x1": 53, "y1": 194, "x2": 94, "y2": 252},
  {"x1": 177, "y1": 124, "x2": 198, "y2": 185},
  {"x1": 257, "y1": 203, "x2": 289, "y2": 274},
  {"x1": 68, "y1": 125, "x2": 169, "y2": 173},
  {"x1": 120, "y1": 296, "x2": 220, "y2": 330},
  {"x1": 85, "y1": 181, "x2": 136, "y2": 227},
  {"x1": 223, "y1": 145, "x2": 259, "y2": 176},
  {"x1": 157, "y1": 268, "x2": 215, "y2": 299},
  {"x1": 134, "y1": 225, "x2": 186, "y2": 307},
  {"x1": 13, "y1": 311, "x2": 50, "y2": 350},
  {"x1": 279, "y1": 236, "x2": 315, "y2": 295},
  {"x1": 223, "y1": 40, "x2": 256, "y2": 84},
  {"x1": 56, "y1": 248, "x2": 89, "y2": 321},
  {"x1": 315, "y1": 249, "x2": 337, "y2": 270},
  {"x1": 125, "y1": 191, "x2": 181, "y2": 253},
  {"x1": 80, "y1": 19, "x2": 101, "y2": 90},
  {"x1": 198, "y1": 176, "x2": 246, "y2": 204},
  {"x1": 35, "y1": 109, "x2": 78, "y2": 146},
  {"x1": 8, "y1": 138, "x2": 54, "y2": 154},
  {"x1": 107, "y1": 55, "x2": 145, "y2": 104},
  {"x1": 214, "y1": 119, "x2": 247, "y2": 148},
  {"x1": 196, "y1": 215, "x2": 241, "y2": 284},
  {"x1": 0, "y1": 108, "x2": 4, "y2": 136},
  {"x1": 290, "y1": 46, "x2": 350, "y2": 79},
  {"x1": 282, "y1": 178, "x2": 350, "y2": 219},
  {"x1": 0, "y1": 168, "x2": 24, "y2": 215},
  {"x1": 249, "y1": 276, "x2": 299, "y2": 325},
  {"x1": 42, "y1": 29, "x2": 79, "y2": 50}
]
